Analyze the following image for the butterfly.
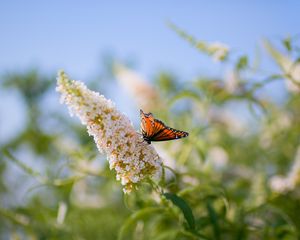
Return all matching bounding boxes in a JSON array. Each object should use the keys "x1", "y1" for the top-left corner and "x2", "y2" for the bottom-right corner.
[{"x1": 140, "y1": 109, "x2": 189, "y2": 144}]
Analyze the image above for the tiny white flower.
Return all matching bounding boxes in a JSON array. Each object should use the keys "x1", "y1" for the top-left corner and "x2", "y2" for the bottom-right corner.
[
  {"x1": 207, "y1": 42, "x2": 229, "y2": 62},
  {"x1": 57, "y1": 201, "x2": 67, "y2": 225},
  {"x1": 269, "y1": 146, "x2": 300, "y2": 193},
  {"x1": 114, "y1": 63, "x2": 162, "y2": 112},
  {"x1": 265, "y1": 40, "x2": 300, "y2": 93},
  {"x1": 225, "y1": 70, "x2": 240, "y2": 93},
  {"x1": 286, "y1": 147, "x2": 300, "y2": 187},
  {"x1": 56, "y1": 70, "x2": 162, "y2": 193},
  {"x1": 269, "y1": 176, "x2": 292, "y2": 193},
  {"x1": 205, "y1": 146, "x2": 229, "y2": 171}
]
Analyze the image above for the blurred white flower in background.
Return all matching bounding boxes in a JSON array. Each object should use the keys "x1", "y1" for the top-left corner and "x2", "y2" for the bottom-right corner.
[
  {"x1": 56, "y1": 202, "x2": 67, "y2": 225},
  {"x1": 71, "y1": 179, "x2": 105, "y2": 208},
  {"x1": 208, "y1": 108, "x2": 246, "y2": 137},
  {"x1": 206, "y1": 42, "x2": 229, "y2": 62},
  {"x1": 269, "y1": 176, "x2": 292, "y2": 193},
  {"x1": 260, "y1": 111, "x2": 292, "y2": 149},
  {"x1": 56, "y1": 70, "x2": 162, "y2": 193},
  {"x1": 269, "y1": 146, "x2": 300, "y2": 193},
  {"x1": 225, "y1": 70, "x2": 241, "y2": 94},
  {"x1": 114, "y1": 63, "x2": 162, "y2": 112},
  {"x1": 168, "y1": 22, "x2": 229, "y2": 62},
  {"x1": 204, "y1": 146, "x2": 229, "y2": 171},
  {"x1": 264, "y1": 40, "x2": 300, "y2": 93}
]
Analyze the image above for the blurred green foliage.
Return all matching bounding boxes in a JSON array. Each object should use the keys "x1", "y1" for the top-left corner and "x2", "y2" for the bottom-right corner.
[{"x1": 1, "y1": 28, "x2": 300, "y2": 239}]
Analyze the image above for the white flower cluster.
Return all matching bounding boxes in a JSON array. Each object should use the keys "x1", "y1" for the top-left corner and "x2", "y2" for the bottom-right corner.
[
  {"x1": 207, "y1": 42, "x2": 229, "y2": 62},
  {"x1": 260, "y1": 112, "x2": 292, "y2": 149},
  {"x1": 56, "y1": 70, "x2": 162, "y2": 193},
  {"x1": 269, "y1": 147, "x2": 300, "y2": 193},
  {"x1": 114, "y1": 63, "x2": 161, "y2": 112},
  {"x1": 204, "y1": 146, "x2": 229, "y2": 171},
  {"x1": 265, "y1": 40, "x2": 300, "y2": 93}
]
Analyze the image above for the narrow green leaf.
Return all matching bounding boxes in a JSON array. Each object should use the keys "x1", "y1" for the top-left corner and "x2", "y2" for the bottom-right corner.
[
  {"x1": 167, "y1": 21, "x2": 229, "y2": 62},
  {"x1": 118, "y1": 207, "x2": 162, "y2": 240},
  {"x1": 163, "y1": 192, "x2": 196, "y2": 230},
  {"x1": 3, "y1": 149, "x2": 83, "y2": 186},
  {"x1": 168, "y1": 90, "x2": 201, "y2": 106},
  {"x1": 206, "y1": 201, "x2": 220, "y2": 240},
  {"x1": 155, "y1": 230, "x2": 179, "y2": 240},
  {"x1": 264, "y1": 39, "x2": 292, "y2": 73},
  {"x1": 167, "y1": 21, "x2": 198, "y2": 46},
  {"x1": 282, "y1": 36, "x2": 292, "y2": 52},
  {"x1": 180, "y1": 229, "x2": 211, "y2": 240},
  {"x1": 236, "y1": 55, "x2": 248, "y2": 70},
  {"x1": 3, "y1": 149, "x2": 46, "y2": 182}
]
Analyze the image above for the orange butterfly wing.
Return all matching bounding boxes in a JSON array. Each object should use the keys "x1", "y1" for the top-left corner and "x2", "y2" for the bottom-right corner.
[
  {"x1": 140, "y1": 110, "x2": 157, "y2": 137},
  {"x1": 140, "y1": 109, "x2": 189, "y2": 143}
]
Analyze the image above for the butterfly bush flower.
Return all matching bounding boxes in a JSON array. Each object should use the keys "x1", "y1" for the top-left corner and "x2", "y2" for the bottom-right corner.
[
  {"x1": 269, "y1": 147, "x2": 300, "y2": 193},
  {"x1": 56, "y1": 70, "x2": 162, "y2": 193},
  {"x1": 259, "y1": 111, "x2": 292, "y2": 149},
  {"x1": 206, "y1": 42, "x2": 229, "y2": 62},
  {"x1": 114, "y1": 63, "x2": 162, "y2": 112},
  {"x1": 225, "y1": 70, "x2": 241, "y2": 94},
  {"x1": 207, "y1": 108, "x2": 245, "y2": 137},
  {"x1": 168, "y1": 23, "x2": 229, "y2": 62},
  {"x1": 204, "y1": 146, "x2": 229, "y2": 171},
  {"x1": 264, "y1": 40, "x2": 300, "y2": 93}
]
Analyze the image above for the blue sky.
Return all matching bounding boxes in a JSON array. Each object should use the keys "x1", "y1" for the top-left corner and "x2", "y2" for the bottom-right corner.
[
  {"x1": 1, "y1": 1, "x2": 300, "y2": 143},
  {"x1": 1, "y1": 1, "x2": 299, "y2": 79}
]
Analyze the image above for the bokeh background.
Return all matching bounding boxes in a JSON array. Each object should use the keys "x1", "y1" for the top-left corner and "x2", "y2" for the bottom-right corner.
[
  {"x1": 1, "y1": 1, "x2": 300, "y2": 137},
  {"x1": 1, "y1": 1, "x2": 300, "y2": 239}
]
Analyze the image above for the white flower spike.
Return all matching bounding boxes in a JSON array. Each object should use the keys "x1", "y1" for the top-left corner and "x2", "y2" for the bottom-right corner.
[{"x1": 56, "y1": 70, "x2": 162, "y2": 193}]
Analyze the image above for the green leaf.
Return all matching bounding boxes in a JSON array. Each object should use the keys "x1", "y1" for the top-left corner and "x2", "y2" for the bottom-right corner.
[
  {"x1": 167, "y1": 21, "x2": 198, "y2": 46},
  {"x1": 167, "y1": 21, "x2": 229, "y2": 62},
  {"x1": 206, "y1": 201, "x2": 221, "y2": 240},
  {"x1": 283, "y1": 36, "x2": 292, "y2": 52},
  {"x1": 155, "y1": 230, "x2": 179, "y2": 240},
  {"x1": 236, "y1": 55, "x2": 248, "y2": 70},
  {"x1": 168, "y1": 90, "x2": 201, "y2": 106},
  {"x1": 118, "y1": 207, "x2": 162, "y2": 240},
  {"x1": 163, "y1": 192, "x2": 196, "y2": 230},
  {"x1": 3, "y1": 149, "x2": 46, "y2": 182},
  {"x1": 264, "y1": 39, "x2": 292, "y2": 73},
  {"x1": 3, "y1": 149, "x2": 84, "y2": 187}
]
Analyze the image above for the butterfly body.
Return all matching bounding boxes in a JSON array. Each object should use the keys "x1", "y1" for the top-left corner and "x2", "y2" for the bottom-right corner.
[{"x1": 140, "y1": 109, "x2": 189, "y2": 144}]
